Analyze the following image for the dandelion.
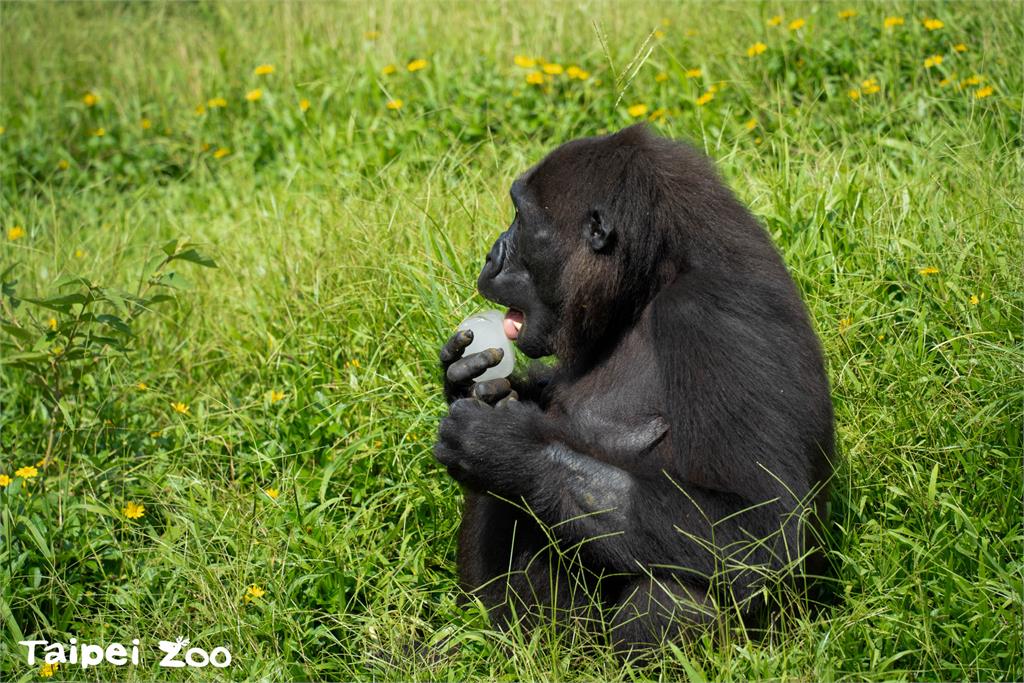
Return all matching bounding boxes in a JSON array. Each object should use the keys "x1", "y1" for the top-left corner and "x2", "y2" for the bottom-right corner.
[
  {"x1": 137, "y1": 382, "x2": 148, "y2": 391},
  {"x1": 269, "y1": 390, "x2": 286, "y2": 402},
  {"x1": 953, "y1": 43, "x2": 967, "y2": 52},
  {"x1": 526, "y1": 71, "x2": 544, "y2": 85},
  {"x1": 961, "y1": 75, "x2": 983, "y2": 86},
  {"x1": 381, "y1": 64, "x2": 397, "y2": 75},
  {"x1": 627, "y1": 104, "x2": 649, "y2": 118},
  {"x1": 0, "y1": 474, "x2": 10, "y2": 487},
  {"x1": 299, "y1": 98, "x2": 310, "y2": 112},
  {"x1": 883, "y1": 16, "x2": 904, "y2": 28},
  {"x1": 923, "y1": 18, "x2": 944, "y2": 30},
  {"x1": 254, "y1": 64, "x2": 275, "y2": 76},
  {"x1": 407, "y1": 58, "x2": 428, "y2": 72},
  {"x1": 171, "y1": 402, "x2": 189, "y2": 414},
  {"x1": 363, "y1": 30, "x2": 380, "y2": 40},
  {"x1": 918, "y1": 266, "x2": 940, "y2": 275},
  {"x1": 839, "y1": 317, "x2": 852, "y2": 333},
  {"x1": 514, "y1": 55, "x2": 536, "y2": 68},
  {"x1": 82, "y1": 92, "x2": 98, "y2": 106},
  {"x1": 7, "y1": 226, "x2": 25, "y2": 241},
  {"x1": 542, "y1": 63, "x2": 563, "y2": 75},
  {"x1": 969, "y1": 294, "x2": 979, "y2": 305},
  {"x1": 0, "y1": 126, "x2": 5, "y2": 134},
  {"x1": 74, "y1": 248, "x2": 85, "y2": 258},
  {"x1": 654, "y1": 30, "x2": 665, "y2": 39},
  {"x1": 861, "y1": 78, "x2": 881, "y2": 95},
  {"x1": 939, "y1": 76, "x2": 953, "y2": 87},
  {"x1": 685, "y1": 68, "x2": 702, "y2": 78},
  {"x1": 40, "y1": 663, "x2": 59, "y2": 678},
  {"x1": 350, "y1": 358, "x2": 361, "y2": 368},
  {"x1": 848, "y1": 88, "x2": 861, "y2": 100},
  {"x1": 386, "y1": 98, "x2": 403, "y2": 110},
  {"x1": 123, "y1": 502, "x2": 145, "y2": 519},
  {"x1": 747, "y1": 42, "x2": 767, "y2": 57},
  {"x1": 15, "y1": 466, "x2": 38, "y2": 479},
  {"x1": 661, "y1": 17, "x2": 671, "y2": 26},
  {"x1": 767, "y1": 15, "x2": 782, "y2": 27},
  {"x1": 194, "y1": 104, "x2": 206, "y2": 115},
  {"x1": 923, "y1": 55, "x2": 943, "y2": 68},
  {"x1": 244, "y1": 585, "x2": 265, "y2": 603},
  {"x1": 93, "y1": 127, "x2": 105, "y2": 137},
  {"x1": 207, "y1": 97, "x2": 227, "y2": 108},
  {"x1": 648, "y1": 108, "x2": 668, "y2": 122},
  {"x1": 213, "y1": 147, "x2": 230, "y2": 159},
  {"x1": 567, "y1": 66, "x2": 589, "y2": 80},
  {"x1": 974, "y1": 86, "x2": 994, "y2": 99},
  {"x1": 245, "y1": 89, "x2": 263, "y2": 102},
  {"x1": 788, "y1": 18, "x2": 806, "y2": 31},
  {"x1": 264, "y1": 488, "x2": 280, "y2": 499},
  {"x1": 696, "y1": 91, "x2": 715, "y2": 106},
  {"x1": 654, "y1": 72, "x2": 668, "y2": 82},
  {"x1": 744, "y1": 118, "x2": 758, "y2": 131},
  {"x1": 838, "y1": 9, "x2": 857, "y2": 19},
  {"x1": 140, "y1": 118, "x2": 152, "y2": 129},
  {"x1": 150, "y1": 430, "x2": 162, "y2": 438}
]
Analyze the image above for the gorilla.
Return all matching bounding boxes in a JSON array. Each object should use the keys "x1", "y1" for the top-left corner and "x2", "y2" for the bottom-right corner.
[{"x1": 435, "y1": 124, "x2": 833, "y2": 655}]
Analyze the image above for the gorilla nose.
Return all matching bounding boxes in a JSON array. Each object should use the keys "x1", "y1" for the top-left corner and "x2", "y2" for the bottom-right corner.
[{"x1": 481, "y1": 235, "x2": 507, "y2": 280}]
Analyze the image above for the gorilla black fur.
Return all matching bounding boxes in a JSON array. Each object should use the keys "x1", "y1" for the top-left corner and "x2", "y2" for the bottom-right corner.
[{"x1": 435, "y1": 124, "x2": 834, "y2": 654}]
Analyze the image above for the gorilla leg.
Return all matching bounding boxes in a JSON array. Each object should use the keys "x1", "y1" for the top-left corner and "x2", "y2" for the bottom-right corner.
[{"x1": 609, "y1": 576, "x2": 716, "y2": 657}]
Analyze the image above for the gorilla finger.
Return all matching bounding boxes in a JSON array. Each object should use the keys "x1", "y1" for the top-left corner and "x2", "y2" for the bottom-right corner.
[
  {"x1": 495, "y1": 391, "x2": 519, "y2": 408},
  {"x1": 471, "y1": 378, "x2": 512, "y2": 404},
  {"x1": 439, "y1": 329, "x2": 474, "y2": 366},
  {"x1": 446, "y1": 348, "x2": 504, "y2": 385}
]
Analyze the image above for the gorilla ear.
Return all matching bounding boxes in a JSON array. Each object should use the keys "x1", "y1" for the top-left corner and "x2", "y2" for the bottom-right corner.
[{"x1": 585, "y1": 209, "x2": 615, "y2": 252}]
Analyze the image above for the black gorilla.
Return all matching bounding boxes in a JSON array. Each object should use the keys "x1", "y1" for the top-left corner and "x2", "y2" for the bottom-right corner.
[{"x1": 435, "y1": 125, "x2": 833, "y2": 653}]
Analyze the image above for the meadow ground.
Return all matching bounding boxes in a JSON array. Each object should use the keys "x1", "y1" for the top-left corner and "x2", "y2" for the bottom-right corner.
[{"x1": 0, "y1": 1, "x2": 1021, "y2": 680}]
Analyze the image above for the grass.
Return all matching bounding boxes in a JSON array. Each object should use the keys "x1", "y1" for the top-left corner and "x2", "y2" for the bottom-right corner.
[{"x1": 0, "y1": 1, "x2": 1021, "y2": 680}]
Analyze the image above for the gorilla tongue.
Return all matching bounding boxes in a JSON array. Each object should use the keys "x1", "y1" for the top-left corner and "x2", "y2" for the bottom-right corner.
[{"x1": 503, "y1": 309, "x2": 525, "y2": 340}]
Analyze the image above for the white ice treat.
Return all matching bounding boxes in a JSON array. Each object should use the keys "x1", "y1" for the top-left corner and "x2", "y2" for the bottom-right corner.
[{"x1": 457, "y1": 309, "x2": 515, "y2": 382}]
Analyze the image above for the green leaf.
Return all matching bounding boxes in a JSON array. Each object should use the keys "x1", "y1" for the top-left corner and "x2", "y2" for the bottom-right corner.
[
  {"x1": 0, "y1": 321, "x2": 37, "y2": 343},
  {"x1": 927, "y1": 462, "x2": 939, "y2": 503},
  {"x1": 153, "y1": 271, "x2": 192, "y2": 290},
  {"x1": 172, "y1": 248, "x2": 217, "y2": 268},
  {"x1": 161, "y1": 238, "x2": 182, "y2": 257}
]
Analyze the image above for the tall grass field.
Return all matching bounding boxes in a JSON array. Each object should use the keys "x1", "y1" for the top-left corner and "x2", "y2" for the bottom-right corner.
[{"x1": 1, "y1": 1, "x2": 1021, "y2": 680}]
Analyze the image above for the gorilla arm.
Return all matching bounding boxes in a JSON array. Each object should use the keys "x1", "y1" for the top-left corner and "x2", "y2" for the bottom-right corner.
[{"x1": 435, "y1": 397, "x2": 789, "y2": 588}]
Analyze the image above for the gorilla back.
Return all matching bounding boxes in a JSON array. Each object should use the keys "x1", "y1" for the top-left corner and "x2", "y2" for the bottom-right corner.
[{"x1": 435, "y1": 124, "x2": 834, "y2": 654}]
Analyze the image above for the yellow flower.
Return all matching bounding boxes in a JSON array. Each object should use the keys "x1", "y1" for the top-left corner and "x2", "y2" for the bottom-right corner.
[
  {"x1": 407, "y1": 58, "x2": 428, "y2": 72},
  {"x1": 47, "y1": 317, "x2": 58, "y2": 331},
  {"x1": 953, "y1": 43, "x2": 967, "y2": 53},
  {"x1": 200, "y1": 142, "x2": 212, "y2": 152},
  {"x1": 0, "y1": 126, "x2": 5, "y2": 135},
  {"x1": 653, "y1": 30, "x2": 665, "y2": 40},
  {"x1": 171, "y1": 402, "x2": 189, "y2": 414},
  {"x1": 386, "y1": 98, "x2": 403, "y2": 111},
  {"x1": 661, "y1": 17, "x2": 671, "y2": 26},
  {"x1": 923, "y1": 18, "x2": 944, "y2": 31},
  {"x1": 15, "y1": 466, "x2": 38, "y2": 479},
  {"x1": 140, "y1": 118, "x2": 152, "y2": 129},
  {"x1": 918, "y1": 266, "x2": 940, "y2": 275},
  {"x1": 244, "y1": 585, "x2": 265, "y2": 603},
  {"x1": 150, "y1": 430, "x2": 162, "y2": 438},
  {"x1": 40, "y1": 663, "x2": 58, "y2": 678},
  {"x1": 542, "y1": 63, "x2": 563, "y2": 75},
  {"x1": 696, "y1": 91, "x2": 714, "y2": 106},
  {"x1": 194, "y1": 104, "x2": 206, "y2": 115},
  {"x1": 363, "y1": 30, "x2": 380, "y2": 40},
  {"x1": 883, "y1": 16, "x2": 904, "y2": 28},
  {"x1": 767, "y1": 15, "x2": 782, "y2": 27},
  {"x1": 0, "y1": 474, "x2": 11, "y2": 487},
  {"x1": 74, "y1": 248, "x2": 85, "y2": 258},
  {"x1": 514, "y1": 55, "x2": 536, "y2": 68},
  {"x1": 627, "y1": 104, "x2": 649, "y2": 118},
  {"x1": 93, "y1": 127, "x2": 105, "y2": 137},
  {"x1": 747, "y1": 42, "x2": 767, "y2": 57},
  {"x1": 654, "y1": 72, "x2": 668, "y2": 82},
  {"x1": 848, "y1": 89, "x2": 861, "y2": 100},
  {"x1": 55, "y1": 158, "x2": 70, "y2": 171},
  {"x1": 254, "y1": 64, "x2": 275, "y2": 76},
  {"x1": 123, "y1": 502, "x2": 145, "y2": 519},
  {"x1": 648, "y1": 108, "x2": 668, "y2": 122},
  {"x1": 839, "y1": 317, "x2": 852, "y2": 334},
  {"x1": 861, "y1": 79, "x2": 881, "y2": 95},
  {"x1": 213, "y1": 147, "x2": 230, "y2": 159},
  {"x1": 350, "y1": 358, "x2": 360, "y2": 368},
  {"x1": 269, "y1": 390, "x2": 286, "y2": 402},
  {"x1": 207, "y1": 97, "x2": 227, "y2": 108},
  {"x1": 526, "y1": 71, "x2": 544, "y2": 85},
  {"x1": 245, "y1": 89, "x2": 263, "y2": 102},
  {"x1": 838, "y1": 9, "x2": 857, "y2": 19},
  {"x1": 7, "y1": 226, "x2": 26, "y2": 241},
  {"x1": 923, "y1": 55, "x2": 943, "y2": 68},
  {"x1": 685, "y1": 68, "x2": 702, "y2": 78},
  {"x1": 382, "y1": 64, "x2": 397, "y2": 75},
  {"x1": 974, "y1": 86, "x2": 994, "y2": 99},
  {"x1": 744, "y1": 118, "x2": 758, "y2": 131},
  {"x1": 299, "y1": 98, "x2": 310, "y2": 112},
  {"x1": 137, "y1": 382, "x2": 148, "y2": 390},
  {"x1": 788, "y1": 18, "x2": 806, "y2": 31},
  {"x1": 82, "y1": 92, "x2": 98, "y2": 106},
  {"x1": 939, "y1": 77, "x2": 953, "y2": 87},
  {"x1": 969, "y1": 294, "x2": 980, "y2": 305},
  {"x1": 264, "y1": 488, "x2": 280, "y2": 499},
  {"x1": 961, "y1": 75, "x2": 983, "y2": 86}
]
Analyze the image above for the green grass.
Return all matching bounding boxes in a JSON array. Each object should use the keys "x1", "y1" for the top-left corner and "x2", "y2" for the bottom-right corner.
[{"x1": 1, "y1": 1, "x2": 1021, "y2": 680}]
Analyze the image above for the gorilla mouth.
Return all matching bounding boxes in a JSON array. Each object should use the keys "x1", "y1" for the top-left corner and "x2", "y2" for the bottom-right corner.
[{"x1": 503, "y1": 308, "x2": 525, "y2": 340}]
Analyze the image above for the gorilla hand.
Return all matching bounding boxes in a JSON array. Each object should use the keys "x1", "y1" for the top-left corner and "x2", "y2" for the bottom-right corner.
[
  {"x1": 435, "y1": 397, "x2": 538, "y2": 492},
  {"x1": 440, "y1": 330, "x2": 515, "y2": 404}
]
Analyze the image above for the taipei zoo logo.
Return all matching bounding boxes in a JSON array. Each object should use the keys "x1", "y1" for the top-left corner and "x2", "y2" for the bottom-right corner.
[{"x1": 21, "y1": 637, "x2": 232, "y2": 671}]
